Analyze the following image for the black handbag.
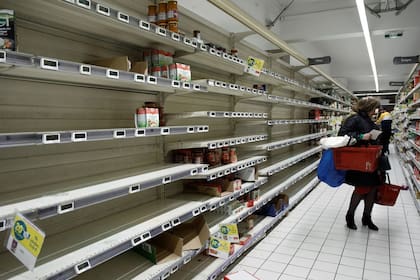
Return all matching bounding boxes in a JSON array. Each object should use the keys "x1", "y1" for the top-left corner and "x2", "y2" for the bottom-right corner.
[{"x1": 378, "y1": 154, "x2": 391, "y2": 171}]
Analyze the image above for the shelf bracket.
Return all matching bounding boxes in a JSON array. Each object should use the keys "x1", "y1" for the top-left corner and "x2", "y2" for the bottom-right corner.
[{"x1": 229, "y1": 31, "x2": 255, "y2": 45}]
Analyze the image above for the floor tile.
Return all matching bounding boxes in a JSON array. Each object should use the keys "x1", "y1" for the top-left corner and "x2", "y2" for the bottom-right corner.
[
  {"x1": 337, "y1": 264, "x2": 363, "y2": 278},
  {"x1": 282, "y1": 264, "x2": 310, "y2": 278},
  {"x1": 335, "y1": 274, "x2": 361, "y2": 280},
  {"x1": 307, "y1": 269, "x2": 335, "y2": 280},
  {"x1": 239, "y1": 256, "x2": 265, "y2": 268},
  {"x1": 391, "y1": 264, "x2": 419, "y2": 278},
  {"x1": 260, "y1": 260, "x2": 287, "y2": 274},
  {"x1": 390, "y1": 274, "x2": 420, "y2": 280},
  {"x1": 340, "y1": 256, "x2": 364, "y2": 268},
  {"x1": 254, "y1": 268, "x2": 282, "y2": 280},
  {"x1": 289, "y1": 256, "x2": 315, "y2": 268},
  {"x1": 317, "y1": 252, "x2": 341, "y2": 264},
  {"x1": 364, "y1": 259, "x2": 391, "y2": 273},
  {"x1": 312, "y1": 260, "x2": 339, "y2": 273},
  {"x1": 293, "y1": 249, "x2": 318, "y2": 260},
  {"x1": 278, "y1": 274, "x2": 305, "y2": 280},
  {"x1": 268, "y1": 252, "x2": 294, "y2": 264},
  {"x1": 247, "y1": 249, "x2": 273, "y2": 260},
  {"x1": 363, "y1": 269, "x2": 391, "y2": 280},
  {"x1": 274, "y1": 245, "x2": 298, "y2": 255}
]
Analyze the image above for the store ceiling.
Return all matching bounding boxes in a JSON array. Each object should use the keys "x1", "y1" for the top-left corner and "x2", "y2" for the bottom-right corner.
[{"x1": 179, "y1": 0, "x2": 420, "y2": 105}]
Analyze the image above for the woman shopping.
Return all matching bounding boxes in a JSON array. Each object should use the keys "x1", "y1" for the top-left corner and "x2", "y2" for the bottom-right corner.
[{"x1": 338, "y1": 97, "x2": 382, "y2": 231}]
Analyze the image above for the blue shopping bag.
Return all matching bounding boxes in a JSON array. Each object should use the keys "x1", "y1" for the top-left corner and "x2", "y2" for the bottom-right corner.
[{"x1": 317, "y1": 149, "x2": 346, "y2": 187}]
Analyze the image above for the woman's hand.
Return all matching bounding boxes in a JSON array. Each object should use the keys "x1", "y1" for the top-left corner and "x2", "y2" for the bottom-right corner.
[{"x1": 361, "y1": 133, "x2": 372, "y2": 140}]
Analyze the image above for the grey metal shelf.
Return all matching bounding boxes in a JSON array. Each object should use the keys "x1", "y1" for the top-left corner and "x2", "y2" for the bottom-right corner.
[
  {"x1": 0, "y1": 164, "x2": 207, "y2": 233},
  {"x1": 244, "y1": 131, "x2": 331, "y2": 151},
  {"x1": 166, "y1": 134, "x2": 268, "y2": 151},
  {"x1": 175, "y1": 46, "x2": 245, "y2": 76},
  {"x1": 0, "y1": 125, "x2": 209, "y2": 148},
  {"x1": 166, "y1": 111, "x2": 268, "y2": 120},
  {"x1": 189, "y1": 156, "x2": 267, "y2": 181},
  {"x1": 267, "y1": 119, "x2": 329, "y2": 125},
  {"x1": 267, "y1": 95, "x2": 351, "y2": 113},
  {"x1": 258, "y1": 146, "x2": 322, "y2": 176},
  {"x1": 192, "y1": 79, "x2": 267, "y2": 98},
  {"x1": 0, "y1": 50, "x2": 205, "y2": 94}
]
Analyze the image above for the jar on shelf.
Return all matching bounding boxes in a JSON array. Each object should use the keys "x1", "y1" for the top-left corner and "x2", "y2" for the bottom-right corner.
[
  {"x1": 151, "y1": 66, "x2": 161, "y2": 77},
  {"x1": 167, "y1": 1, "x2": 178, "y2": 21},
  {"x1": 168, "y1": 21, "x2": 178, "y2": 33},
  {"x1": 229, "y1": 148, "x2": 237, "y2": 163},
  {"x1": 222, "y1": 147, "x2": 230, "y2": 164},
  {"x1": 147, "y1": 5, "x2": 157, "y2": 24},
  {"x1": 157, "y1": 1, "x2": 167, "y2": 28}
]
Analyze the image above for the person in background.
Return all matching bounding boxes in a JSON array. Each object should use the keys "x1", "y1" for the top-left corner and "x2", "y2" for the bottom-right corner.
[
  {"x1": 376, "y1": 107, "x2": 392, "y2": 154},
  {"x1": 338, "y1": 97, "x2": 382, "y2": 231}
]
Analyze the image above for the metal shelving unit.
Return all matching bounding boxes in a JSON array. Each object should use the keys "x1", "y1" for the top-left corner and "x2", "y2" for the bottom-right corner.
[
  {"x1": 244, "y1": 131, "x2": 330, "y2": 151},
  {"x1": 166, "y1": 111, "x2": 268, "y2": 120},
  {"x1": 166, "y1": 134, "x2": 268, "y2": 150},
  {"x1": 192, "y1": 79, "x2": 267, "y2": 98},
  {"x1": 267, "y1": 95, "x2": 351, "y2": 113},
  {"x1": 267, "y1": 119, "x2": 328, "y2": 125},
  {"x1": 189, "y1": 156, "x2": 267, "y2": 181},
  {"x1": 0, "y1": 125, "x2": 209, "y2": 148},
  {"x1": 175, "y1": 47, "x2": 245, "y2": 76}
]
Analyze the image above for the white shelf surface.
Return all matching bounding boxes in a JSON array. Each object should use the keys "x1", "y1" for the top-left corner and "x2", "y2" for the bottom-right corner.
[
  {"x1": 267, "y1": 95, "x2": 351, "y2": 113},
  {"x1": 267, "y1": 119, "x2": 328, "y2": 125},
  {"x1": 0, "y1": 164, "x2": 207, "y2": 232},
  {"x1": 0, "y1": 50, "x2": 205, "y2": 94},
  {"x1": 189, "y1": 156, "x2": 268, "y2": 181},
  {"x1": 408, "y1": 128, "x2": 420, "y2": 136},
  {"x1": 166, "y1": 111, "x2": 268, "y2": 120},
  {"x1": 175, "y1": 48, "x2": 245, "y2": 76},
  {"x1": 0, "y1": 125, "x2": 209, "y2": 148},
  {"x1": 166, "y1": 134, "x2": 268, "y2": 150},
  {"x1": 409, "y1": 139, "x2": 420, "y2": 153},
  {"x1": 244, "y1": 131, "x2": 330, "y2": 151},
  {"x1": 2, "y1": 0, "x2": 196, "y2": 53},
  {"x1": 258, "y1": 146, "x2": 322, "y2": 176},
  {"x1": 192, "y1": 79, "x2": 267, "y2": 98}
]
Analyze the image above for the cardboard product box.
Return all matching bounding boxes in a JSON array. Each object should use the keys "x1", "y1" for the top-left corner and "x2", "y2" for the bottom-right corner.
[
  {"x1": 0, "y1": 10, "x2": 15, "y2": 50},
  {"x1": 237, "y1": 167, "x2": 257, "y2": 182},
  {"x1": 131, "y1": 61, "x2": 148, "y2": 75},
  {"x1": 224, "y1": 270, "x2": 261, "y2": 280},
  {"x1": 169, "y1": 63, "x2": 191, "y2": 81},
  {"x1": 136, "y1": 107, "x2": 159, "y2": 128},
  {"x1": 219, "y1": 223, "x2": 239, "y2": 243},
  {"x1": 224, "y1": 178, "x2": 242, "y2": 192},
  {"x1": 207, "y1": 236, "x2": 234, "y2": 259},
  {"x1": 183, "y1": 180, "x2": 230, "y2": 197},
  {"x1": 87, "y1": 56, "x2": 131, "y2": 71},
  {"x1": 134, "y1": 232, "x2": 182, "y2": 264},
  {"x1": 169, "y1": 216, "x2": 210, "y2": 251}
]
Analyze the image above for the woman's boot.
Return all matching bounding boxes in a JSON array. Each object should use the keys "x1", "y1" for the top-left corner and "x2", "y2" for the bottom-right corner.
[
  {"x1": 346, "y1": 213, "x2": 357, "y2": 230},
  {"x1": 362, "y1": 215, "x2": 378, "y2": 231}
]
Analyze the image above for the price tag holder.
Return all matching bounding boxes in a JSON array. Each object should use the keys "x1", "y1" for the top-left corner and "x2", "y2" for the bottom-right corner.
[{"x1": 7, "y1": 213, "x2": 46, "y2": 270}]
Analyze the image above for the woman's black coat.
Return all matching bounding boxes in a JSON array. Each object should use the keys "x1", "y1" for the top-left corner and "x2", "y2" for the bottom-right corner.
[{"x1": 337, "y1": 112, "x2": 382, "y2": 186}]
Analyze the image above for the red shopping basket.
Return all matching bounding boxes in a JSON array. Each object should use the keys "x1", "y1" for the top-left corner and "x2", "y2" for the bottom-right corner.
[
  {"x1": 376, "y1": 183, "x2": 408, "y2": 206},
  {"x1": 332, "y1": 145, "x2": 382, "y2": 172}
]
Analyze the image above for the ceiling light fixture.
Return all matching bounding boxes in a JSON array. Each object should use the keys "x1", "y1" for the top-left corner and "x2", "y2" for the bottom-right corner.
[{"x1": 356, "y1": 0, "x2": 379, "y2": 92}]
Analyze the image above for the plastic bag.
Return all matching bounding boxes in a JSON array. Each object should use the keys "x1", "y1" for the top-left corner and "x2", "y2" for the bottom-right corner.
[
  {"x1": 319, "y1": 135, "x2": 355, "y2": 150},
  {"x1": 317, "y1": 149, "x2": 346, "y2": 187}
]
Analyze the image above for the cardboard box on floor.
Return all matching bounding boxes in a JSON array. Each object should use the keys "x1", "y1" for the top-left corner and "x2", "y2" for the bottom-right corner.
[{"x1": 87, "y1": 56, "x2": 131, "y2": 71}]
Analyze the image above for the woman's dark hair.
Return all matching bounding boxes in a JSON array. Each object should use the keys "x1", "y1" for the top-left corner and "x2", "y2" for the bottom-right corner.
[{"x1": 352, "y1": 97, "x2": 380, "y2": 114}]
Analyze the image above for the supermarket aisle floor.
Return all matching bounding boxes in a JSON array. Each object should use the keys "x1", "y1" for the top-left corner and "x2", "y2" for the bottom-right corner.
[{"x1": 230, "y1": 146, "x2": 420, "y2": 280}]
